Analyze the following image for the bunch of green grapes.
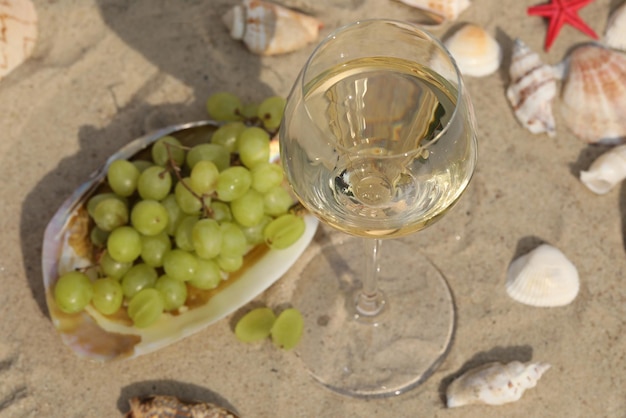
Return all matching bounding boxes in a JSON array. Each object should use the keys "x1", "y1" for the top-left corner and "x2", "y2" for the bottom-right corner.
[{"x1": 53, "y1": 93, "x2": 306, "y2": 329}]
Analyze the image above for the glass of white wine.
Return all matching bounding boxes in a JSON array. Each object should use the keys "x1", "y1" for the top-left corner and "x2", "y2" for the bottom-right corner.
[{"x1": 280, "y1": 19, "x2": 478, "y2": 397}]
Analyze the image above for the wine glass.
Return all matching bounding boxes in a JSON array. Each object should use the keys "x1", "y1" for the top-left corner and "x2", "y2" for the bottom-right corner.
[{"x1": 279, "y1": 19, "x2": 477, "y2": 398}]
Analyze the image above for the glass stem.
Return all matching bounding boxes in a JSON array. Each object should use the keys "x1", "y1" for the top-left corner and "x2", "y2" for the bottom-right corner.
[{"x1": 355, "y1": 238, "x2": 386, "y2": 317}]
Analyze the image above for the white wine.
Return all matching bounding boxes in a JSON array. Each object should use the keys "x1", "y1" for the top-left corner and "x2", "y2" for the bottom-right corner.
[{"x1": 282, "y1": 56, "x2": 476, "y2": 238}]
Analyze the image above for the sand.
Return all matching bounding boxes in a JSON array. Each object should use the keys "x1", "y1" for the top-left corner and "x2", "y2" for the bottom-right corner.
[{"x1": 1, "y1": 0, "x2": 625, "y2": 416}]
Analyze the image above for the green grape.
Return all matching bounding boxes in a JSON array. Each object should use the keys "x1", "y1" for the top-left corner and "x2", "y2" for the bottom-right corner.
[
  {"x1": 92, "y1": 277, "x2": 124, "y2": 315},
  {"x1": 131, "y1": 199, "x2": 169, "y2": 236},
  {"x1": 240, "y1": 102, "x2": 259, "y2": 120},
  {"x1": 151, "y1": 136, "x2": 185, "y2": 167},
  {"x1": 107, "y1": 226, "x2": 142, "y2": 263},
  {"x1": 189, "y1": 160, "x2": 219, "y2": 195},
  {"x1": 234, "y1": 307, "x2": 277, "y2": 343},
  {"x1": 87, "y1": 193, "x2": 127, "y2": 219},
  {"x1": 174, "y1": 215, "x2": 198, "y2": 252},
  {"x1": 211, "y1": 122, "x2": 246, "y2": 153},
  {"x1": 251, "y1": 162, "x2": 284, "y2": 193},
  {"x1": 121, "y1": 263, "x2": 158, "y2": 299},
  {"x1": 231, "y1": 189, "x2": 264, "y2": 227},
  {"x1": 192, "y1": 218, "x2": 222, "y2": 260},
  {"x1": 216, "y1": 253, "x2": 244, "y2": 273},
  {"x1": 239, "y1": 215, "x2": 272, "y2": 246},
  {"x1": 140, "y1": 231, "x2": 172, "y2": 268},
  {"x1": 127, "y1": 288, "x2": 164, "y2": 328},
  {"x1": 107, "y1": 159, "x2": 140, "y2": 197},
  {"x1": 263, "y1": 214, "x2": 305, "y2": 250},
  {"x1": 53, "y1": 271, "x2": 93, "y2": 314},
  {"x1": 270, "y1": 308, "x2": 304, "y2": 350},
  {"x1": 220, "y1": 222, "x2": 248, "y2": 256},
  {"x1": 257, "y1": 96, "x2": 286, "y2": 131},
  {"x1": 160, "y1": 194, "x2": 183, "y2": 236},
  {"x1": 206, "y1": 91, "x2": 243, "y2": 122},
  {"x1": 189, "y1": 258, "x2": 222, "y2": 290},
  {"x1": 216, "y1": 166, "x2": 252, "y2": 202},
  {"x1": 90, "y1": 226, "x2": 110, "y2": 248},
  {"x1": 263, "y1": 186, "x2": 294, "y2": 216},
  {"x1": 175, "y1": 178, "x2": 207, "y2": 215},
  {"x1": 137, "y1": 166, "x2": 173, "y2": 201},
  {"x1": 210, "y1": 201, "x2": 232, "y2": 223},
  {"x1": 155, "y1": 275, "x2": 188, "y2": 311},
  {"x1": 237, "y1": 127, "x2": 270, "y2": 169},
  {"x1": 132, "y1": 160, "x2": 153, "y2": 173},
  {"x1": 100, "y1": 250, "x2": 133, "y2": 280},
  {"x1": 163, "y1": 249, "x2": 198, "y2": 281},
  {"x1": 92, "y1": 197, "x2": 129, "y2": 232},
  {"x1": 186, "y1": 143, "x2": 231, "y2": 172}
]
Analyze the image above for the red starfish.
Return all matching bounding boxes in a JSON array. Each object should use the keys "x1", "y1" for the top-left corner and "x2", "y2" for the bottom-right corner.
[{"x1": 527, "y1": 0, "x2": 599, "y2": 51}]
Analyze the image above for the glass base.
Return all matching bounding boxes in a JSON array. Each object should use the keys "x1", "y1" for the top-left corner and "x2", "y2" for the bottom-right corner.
[{"x1": 293, "y1": 237, "x2": 455, "y2": 398}]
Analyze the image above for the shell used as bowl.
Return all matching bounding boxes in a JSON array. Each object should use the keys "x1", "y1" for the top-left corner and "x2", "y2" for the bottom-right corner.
[{"x1": 42, "y1": 120, "x2": 318, "y2": 361}]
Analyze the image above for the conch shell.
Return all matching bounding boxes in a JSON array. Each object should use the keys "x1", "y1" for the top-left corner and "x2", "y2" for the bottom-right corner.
[
  {"x1": 443, "y1": 24, "x2": 501, "y2": 77},
  {"x1": 0, "y1": 0, "x2": 38, "y2": 81},
  {"x1": 506, "y1": 39, "x2": 557, "y2": 137},
  {"x1": 580, "y1": 144, "x2": 626, "y2": 194},
  {"x1": 222, "y1": 0, "x2": 323, "y2": 56},
  {"x1": 506, "y1": 244, "x2": 579, "y2": 307},
  {"x1": 125, "y1": 395, "x2": 239, "y2": 418},
  {"x1": 605, "y1": 2, "x2": 626, "y2": 52},
  {"x1": 396, "y1": 0, "x2": 471, "y2": 21},
  {"x1": 559, "y1": 44, "x2": 626, "y2": 144},
  {"x1": 446, "y1": 361, "x2": 551, "y2": 408}
]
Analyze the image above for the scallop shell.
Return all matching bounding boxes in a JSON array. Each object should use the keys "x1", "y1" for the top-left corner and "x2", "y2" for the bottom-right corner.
[
  {"x1": 0, "y1": 0, "x2": 38, "y2": 81},
  {"x1": 560, "y1": 44, "x2": 626, "y2": 144},
  {"x1": 446, "y1": 361, "x2": 551, "y2": 408},
  {"x1": 222, "y1": 0, "x2": 323, "y2": 56},
  {"x1": 396, "y1": 0, "x2": 471, "y2": 21},
  {"x1": 125, "y1": 395, "x2": 239, "y2": 418},
  {"x1": 506, "y1": 244, "x2": 579, "y2": 307},
  {"x1": 42, "y1": 120, "x2": 318, "y2": 361},
  {"x1": 605, "y1": 2, "x2": 626, "y2": 52},
  {"x1": 444, "y1": 24, "x2": 501, "y2": 77},
  {"x1": 580, "y1": 144, "x2": 626, "y2": 194},
  {"x1": 506, "y1": 39, "x2": 558, "y2": 137}
]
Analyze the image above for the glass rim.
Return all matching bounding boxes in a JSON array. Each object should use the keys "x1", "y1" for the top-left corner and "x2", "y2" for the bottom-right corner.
[{"x1": 299, "y1": 18, "x2": 465, "y2": 158}]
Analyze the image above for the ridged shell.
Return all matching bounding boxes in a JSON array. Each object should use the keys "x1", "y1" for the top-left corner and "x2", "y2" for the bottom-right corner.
[
  {"x1": 506, "y1": 244, "x2": 579, "y2": 307},
  {"x1": 222, "y1": 0, "x2": 323, "y2": 56},
  {"x1": 446, "y1": 361, "x2": 551, "y2": 408},
  {"x1": 125, "y1": 396, "x2": 239, "y2": 418},
  {"x1": 444, "y1": 24, "x2": 501, "y2": 77},
  {"x1": 605, "y1": 2, "x2": 626, "y2": 52},
  {"x1": 0, "y1": 0, "x2": 38, "y2": 80},
  {"x1": 580, "y1": 144, "x2": 626, "y2": 194},
  {"x1": 396, "y1": 0, "x2": 471, "y2": 21},
  {"x1": 506, "y1": 39, "x2": 557, "y2": 137},
  {"x1": 560, "y1": 44, "x2": 626, "y2": 144}
]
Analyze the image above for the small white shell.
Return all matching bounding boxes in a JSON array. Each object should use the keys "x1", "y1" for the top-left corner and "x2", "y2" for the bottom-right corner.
[
  {"x1": 580, "y1": 144, "x2": 626, "y2": 194},
  {"x1": 446, "y1": 361, "x2": 551, "y2": 408},
  {"x1": 397, "y1": 0, "x2": 471, "y2": 21},
  {"x1": 506, "y1": 244, "x2": 579, "y2": 307},
  {"x1": 0, "y1": 0, "x2": 38, "y2": 81},
  {"x1": 444, "y1": 24, "x2": 501, "y2": 77},
  {"x1": 605, "y1": 2, "x2": 626, "y2": 52},
  {"x1": 506, "y1": 39, "x2": 558, "y2": 137},
  {"x1": 222, "y1": 0, "x2": 323, "y2": 56}
]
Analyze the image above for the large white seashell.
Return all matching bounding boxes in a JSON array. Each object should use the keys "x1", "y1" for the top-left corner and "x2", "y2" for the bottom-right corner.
[
  {"x1": 580, "y1": 144, "x2": 626, "y2": 194},
  {"x1": 0, "y1": 0, "x2": 38, "y2": 81},
  {"x1": 396, "y1": 0, "x2": 471, "y2": 21},
  {"x1": 446, "y1": 361, "x2": 551, "y2": 408},
  {"x1": 222, "y1": 0, "x2": 323, "y2": 56},
  {"x1": 605, "y1": 2, "x2": 626, "y2": 52},
  {"x1": 506, "y1": 39, "x2": 557, "y2": 137},
  {"x1": 506, "y1": 244, "x2": 579, "y2": 307},
  {"x1": 444, "y1": 24, "x2": 501, "y2": 77},
  {"x1": 560, "y1": 44, "x2": 626, "y2": 144}
]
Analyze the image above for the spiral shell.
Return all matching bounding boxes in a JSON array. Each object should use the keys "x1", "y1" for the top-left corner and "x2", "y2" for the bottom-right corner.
[
  {"x1": 560, "y1": 44, "x2": 626, "y2": 144},
  {"x1": 506, "y1": 244, "x2": 579, "y2": 307},
  {"x1": 222, "y1": 0, "x2": 323, "y2": 56},
  {"x1": 446, "y1": 361, "x2": 551, "y2": 408},
  {"x1": 0, "y1": 0, "x2": 38, "y2": 81},
  {"x1": 580, "y1": 144, "x2": 626, "y2": 194},
  {"x1": 605, "y1": 2, "x2": 626, "y2": 52},
  {"x1": 506, "y1": 39, "x2": 558, "y2": 137},
  {"x1": 396, "y1": 0, "x2": 471, "y2": 21},
  {"x1": 444, "y1": 24, "x2": 501, "y2": 77}
]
